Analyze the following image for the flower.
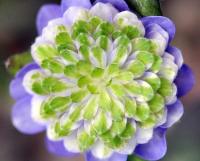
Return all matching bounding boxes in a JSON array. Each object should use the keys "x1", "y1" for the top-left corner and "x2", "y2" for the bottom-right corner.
[{"x1": 9, "y1": 0, "x2": 195, "y2": 161}]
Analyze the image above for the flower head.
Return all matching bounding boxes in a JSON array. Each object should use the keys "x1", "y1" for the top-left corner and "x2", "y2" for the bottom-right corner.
[{"x1": 10, "y1": 0, "x2": 195, "y2": 161}]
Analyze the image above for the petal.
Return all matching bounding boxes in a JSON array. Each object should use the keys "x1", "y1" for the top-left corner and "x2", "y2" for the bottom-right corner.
[
  {"x1": 36, "y1": 4, "x2": 62, "y2": 34},
  {"x1": 85, "y1": 151, "x2": 128, "y2": 161},
  {"x1": 12, "y1": 96, "x2": 45, "y2": 134},
  {"x1": 61, "y1": 0, "x2": 92, "y2": 13},
  {"x1": 166, "y1": 46, "x2": 184, "y2": 69},
  {"x1": 145, "y1": 23, "x2": 169, "y2": 42},
  {"x1": 94, "y1": 0, "x2": 129, "y2": 11},
  {"x1": 10, "y1": 63, "x2": 39, "y2": 100},
  {"x1": 147, "y1": 30, "x2": 168, "y2": 55},
  {"x1": 45, "y1": 137, "x2": 76, "y2": 157},
  {"x1": 10, "y1": 78, "x2": 27, "y2": 100},
  {"x1": 63, "y1": 131, "x2": 81, "y2": 153},
  {"x1": 174, "y1": 64, "x2": 195, "y2": 97},
  {"x1": 161, "y1": 100, "x2": 184, "y2": 128},
  {"x1": 91, "y1": 140, "x2": 113, "y2": 159},
  {"x1": 63, "y1": 7, "x2": 90, "y2": 25},
  {"x1": 134, "y1": 128, "x2": 167, "y2": 161},
  {"x1": 142, "y1": 16, "x2": 175, "y2": 42},
  {"x1": 15, "y1": 63, "x2": 39, "y2": 78},
  {"x1": 90, "y1": 2, "x2": 119, "y2": 22},
  {"x1": 135, "y1": 127, "x2": 153, "y2": 144}
]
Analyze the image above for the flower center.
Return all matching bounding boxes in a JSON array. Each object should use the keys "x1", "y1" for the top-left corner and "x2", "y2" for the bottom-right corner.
[{"x1": 23, "y1": 10, "x2": 178, "y2": 154}]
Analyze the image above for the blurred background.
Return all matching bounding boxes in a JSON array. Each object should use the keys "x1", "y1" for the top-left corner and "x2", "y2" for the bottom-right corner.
[{"x1": 0, "y1": 0, "x2": 199, "y2": 161}]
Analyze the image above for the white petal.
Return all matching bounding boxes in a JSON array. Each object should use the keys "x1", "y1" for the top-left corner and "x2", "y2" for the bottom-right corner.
[
  {"x1": 64, "y1": 7, "x2": 90, "y2": 25},
  {"x1": 155, "y1": 109, "x2": 168, "y2": 127},
  {"x1": 47, "y1": 122, "x2": 62, "y2": 141},
  {"x1": 42, "y1": 18, "x2": 67, "y2": 43},
  {"x1": 90, "y1": 2, "x2": 118, "y2": 22},
  {"x1": 31, "y1": 95, "x2": 48, "y2": 124},
  {"x1": 159, "y1": 58, "x2": 178, "y2": 82},
  {"x1": 91, "y1": 140, "x2": 113, "y2": 159},
  {"x1": 148, "y1": 31, "x2": 167, "y2": 56},
  {"x1": 136, "y1": 127, "x2": 153, "y2": 144},
  {"x1": 22, "y1": 69, "x2": 43, "y2": 95},
  {"x1": 165, "y1": 84, "x2": 177, "y2": 105},
  {"x1": 113, "y1": 11, "x2": 145, "y2": 36},
  {"x1": 31, "y1": 37, "x2": 54, "y2": 64},
  {"x1": 64, "y1": 130, "x2": 81, "y2": 153},
  {"x1": 117, "y1": 136, "x2": 137, "y2": 155},
  {"x1": 117, "y1": 120, "x2": 137, "y2": 154},
  {"x1": 163, "y1": 52, "x2": 175, "y2": 62}
]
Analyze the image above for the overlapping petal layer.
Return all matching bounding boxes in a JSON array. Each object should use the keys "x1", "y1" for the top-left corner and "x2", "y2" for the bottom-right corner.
[{"x1": 10, "y1": 1, "x2": 195, "y2": 161}]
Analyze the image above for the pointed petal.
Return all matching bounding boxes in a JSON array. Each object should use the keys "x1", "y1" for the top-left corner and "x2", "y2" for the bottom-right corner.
[
  {"x1": 94, "y1": 0, "x2": 129, "y2": 11},
  {"x1": 11, "y1": 96, "x2": 45, "y2": 134},
  {"x1": 174, "y1": 64, "x2": 195, "y2": 97},
  {"x1": 161, "y1": 100, "x2": 184, "y2": 128},
  {"x1": 142, "y1": 16, "x2": 175, "y2": 42},
  {"x1": 61, "y1": 0, "x2": 92, "y2": 13},
  {"x1": 85, "y1": 151, "x2": 127, "y2": 161},
  {"x1": 45, "y1": 137, "x2": 76, "y2": 157},
  {"x1": 134, "y1": 128, "x2": 167, "y2": 161},
  {"x1": 36, "y1": 4, "x2": 62, "y2": 34},
  {"x1": 10, "y1": 63, "x2": 39, "y2": 100}
]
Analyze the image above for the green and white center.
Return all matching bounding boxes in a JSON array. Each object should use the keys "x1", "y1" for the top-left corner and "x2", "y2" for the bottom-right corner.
[{"x1": 23, "y1": 3, "x2": 178, "y2": 159}]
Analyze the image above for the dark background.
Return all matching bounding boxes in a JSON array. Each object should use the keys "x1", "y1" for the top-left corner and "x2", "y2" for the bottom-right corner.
[{"x1": 0, "y1": 0, "x2": 200, "y2": 161}]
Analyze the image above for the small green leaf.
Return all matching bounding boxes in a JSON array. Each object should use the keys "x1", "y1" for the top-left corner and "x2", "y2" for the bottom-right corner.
[
  {"x1": 125, "y1": 0, "x2": 162, "y2": 16},
  {"x1": 5, "y1": 51, "x2": 32, "y2": 76}
]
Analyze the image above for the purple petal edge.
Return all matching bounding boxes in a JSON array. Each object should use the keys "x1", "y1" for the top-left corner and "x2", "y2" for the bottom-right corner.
[
  {"x1": 61, "y1": 0, "x2": 92, "y2": 13},
  {"x1": 175, "y1": 64, "x2": 195, "y2": 97},
  {"x1": 45, "y1": 138, "x2": 77, "y2": 157},
  {"x1": 11, "y1": 96, "x2": 45, "y2": 134},
  {"x1": 10, "y1": 63, "x2": 39, "y2": 100},
  {"x1": 134, "y1": 128, "x2": 167, "y2": 161},
  {"x1": 167, "y1": 46, "x2": 183, "y2": 68},
  {"x1": 36, "y1": 4, "x2": 62, "y2": 34},
  {"x1": 161, "y1": 100, "x2": 184, "y2": 128},
  {"x1": 142, "y1": 16, "x2": 175, "y2": 42}
]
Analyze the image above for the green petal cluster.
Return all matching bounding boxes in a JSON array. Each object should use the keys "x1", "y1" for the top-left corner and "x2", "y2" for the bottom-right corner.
[{"x1": 25, "y1": 15, "x2": 176, "y2": 152}]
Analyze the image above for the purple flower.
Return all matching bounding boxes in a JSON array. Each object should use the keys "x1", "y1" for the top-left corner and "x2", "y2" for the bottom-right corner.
[{"x1": 10, "y1": 0, "x2": 195, "y2": 161}]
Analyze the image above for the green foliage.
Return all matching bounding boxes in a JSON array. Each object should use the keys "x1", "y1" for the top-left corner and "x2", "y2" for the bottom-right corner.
[
  {"x1": 125, "y1": 0, "x2": 162, "y2": 16},
  {"x1": 5, "y1": 51, "x2": 32, "y2": 76}
]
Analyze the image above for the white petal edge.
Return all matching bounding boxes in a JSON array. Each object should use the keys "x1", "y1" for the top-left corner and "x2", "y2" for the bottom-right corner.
[{"x1": 90, "y1": 2, "x2": 119, "y2": 22}]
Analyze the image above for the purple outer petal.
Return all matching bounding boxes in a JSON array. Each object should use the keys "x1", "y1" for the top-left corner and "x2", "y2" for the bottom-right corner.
[
  {"x1": 12, "y1": 96, "x2": 45, "y2": 134},
  {"x1": 141, "y1": 16, "x2": 175, "y2": 42},
  {"x1": 145, "y1": 23, "x2": 169, "y2": 42},
  {"x1": 10, "y1": 63, "x2": 39, "y2": 100},
  {"x1": 167, "y1": 46, "x2": 183, "y2": 68},
  {"x1": 161, "y1": 100, "x2": 184, "y2": 128},
  {"x1": 61, "y1": 0, "x2": 92, "y2": 13},
  {"x1": 94, "y1": 0, "x2": 129, "y2": 11},
  {"x1": 45, "y1": 138, "x2": 76, "y2": 157},
  {"x1": 9, "y1": 78, "x2": 28, "y2": 100},
  {"x1": 174, "y1": 64, "x2": 195, "y2": 97},
  {"x1": 134, "y1": 128, "x2": 167, "y2": 161},
  {"x1": 36, "y1": 4, "x2": 62, "y2": 34},
  {"x1": 85, "y1": 152, "x2": 128, "y2": 161}
]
